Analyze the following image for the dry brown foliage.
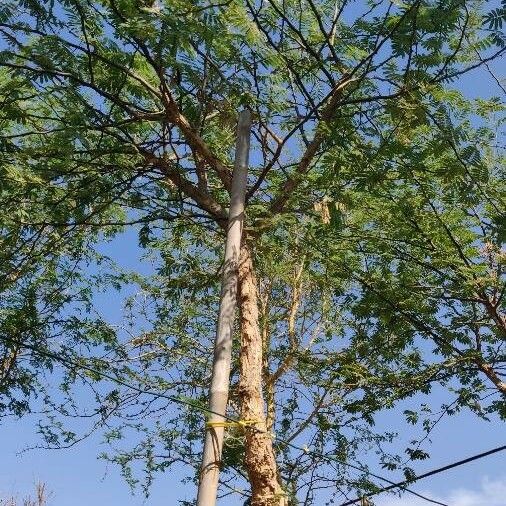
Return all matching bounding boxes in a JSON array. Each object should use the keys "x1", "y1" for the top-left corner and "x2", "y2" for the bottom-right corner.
[{"x1": 0, "y1": 482, "x2": 51, "y2": 506}]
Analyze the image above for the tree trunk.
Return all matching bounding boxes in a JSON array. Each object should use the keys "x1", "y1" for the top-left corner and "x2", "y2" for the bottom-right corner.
[
  {"x1": 196, "y1": 110, "x2": 251, "y2": 506},
  {"x1": 238, "y1": 244, "x2": 286, "y2": 506}
]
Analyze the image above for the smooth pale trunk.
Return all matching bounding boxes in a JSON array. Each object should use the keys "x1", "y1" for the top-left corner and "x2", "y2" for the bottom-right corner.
[{"x1": 196, "y1": 110, "x2": 251, "y2": 506}]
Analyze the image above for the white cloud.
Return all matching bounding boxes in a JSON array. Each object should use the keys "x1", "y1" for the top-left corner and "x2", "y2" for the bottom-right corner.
[{"x1": 374, "y1": 476, "x2": 506, "y2": 506}]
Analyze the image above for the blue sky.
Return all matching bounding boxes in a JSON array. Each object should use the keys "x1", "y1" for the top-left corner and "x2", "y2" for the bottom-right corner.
[
  {"x1": 1, "y1": 191, "x2": 505, "y2": 506},
  {"x1": 1, "y1": 2, "x2": 505, "y2": 506},
  {"x1": 0, "y1": 384, "x2": 505, "y2": 505}
]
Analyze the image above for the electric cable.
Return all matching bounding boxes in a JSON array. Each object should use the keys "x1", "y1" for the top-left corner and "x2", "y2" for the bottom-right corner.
[
  {"x1": 338, "y1": 444, "x2": 506, "y2": 506},
  {"x1": 0, "y1": 335, "x2": 457, "y2": 506}
]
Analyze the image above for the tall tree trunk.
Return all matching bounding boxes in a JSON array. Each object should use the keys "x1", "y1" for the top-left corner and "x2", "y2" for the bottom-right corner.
[
  {"x1": 238, "y1": 244, "x2": 286, "y2": 506},
  {"x1": 196, "y1": 110, "x2": 251, "y2": 506}
]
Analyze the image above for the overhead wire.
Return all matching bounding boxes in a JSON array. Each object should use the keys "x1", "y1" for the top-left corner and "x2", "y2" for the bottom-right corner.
[
  {"x1": 277, "y1": 440, "x2": 447, "y2": 506},
  {"x1": 8, "y1": 335, "x2": 498, "y2": 506},
  {"x1": 338, "y1": 445, "x2": 506, "y2": 506},
  {"x1": 0, "y1": 335, "x2": 447, "y2": 505}
]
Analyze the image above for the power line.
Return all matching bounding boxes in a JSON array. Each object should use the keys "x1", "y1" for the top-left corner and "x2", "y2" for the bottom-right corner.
[
  {"x1": 278, "y1": 440, "x2": 447, "y2": 506},
  {"x1": 0, "y1": 336, "x2": 225, "y2": 417},
  {"x1": 1, "y1": 336, "x2": 445, "y2": 505},
  {"x1": 338, "y1": 444, "x2": 506, "y2": 506}
]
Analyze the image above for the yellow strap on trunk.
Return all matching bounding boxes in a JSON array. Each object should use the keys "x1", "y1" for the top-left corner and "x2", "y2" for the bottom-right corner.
[{"x1": 205, "y1": 419, "x2": 260, "y2": 429}]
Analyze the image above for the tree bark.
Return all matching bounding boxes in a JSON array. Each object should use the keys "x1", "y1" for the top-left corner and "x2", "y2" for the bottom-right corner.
[
  {"x1": 476, "y1": 360, "x2": 506, "y2": 395},
  {"x1": 238, "y1": 244, "x2": 286, "y2": 506},
  {"x1": 196, "y1": 110, "x2": 251, "y2": 506}
]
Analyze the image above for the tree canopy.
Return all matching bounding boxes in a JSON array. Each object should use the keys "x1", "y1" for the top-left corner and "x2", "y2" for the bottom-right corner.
[{"x1": 0, "y1": 0, "x2": 505, "y2": 504}]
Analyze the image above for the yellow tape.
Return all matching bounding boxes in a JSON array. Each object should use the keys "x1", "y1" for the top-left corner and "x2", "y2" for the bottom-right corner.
[
  {"x1": 257, "y1": 490, "x2": 288, "y2": 500},
  {"x1": 205, "y1": 419, "x2": 260, "y2": 429}
]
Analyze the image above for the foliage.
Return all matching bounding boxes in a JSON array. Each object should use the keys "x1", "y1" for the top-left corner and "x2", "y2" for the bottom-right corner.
[{"x1": 0, "y1": 0, "x2": 504, "y2": 504}]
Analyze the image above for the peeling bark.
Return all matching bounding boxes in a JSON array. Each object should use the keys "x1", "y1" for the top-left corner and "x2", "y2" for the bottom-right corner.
[{"x1": 238, "y1": 244, "x2": 286, "y2": 506}]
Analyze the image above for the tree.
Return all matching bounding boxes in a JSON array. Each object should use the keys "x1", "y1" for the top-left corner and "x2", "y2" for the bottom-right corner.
[
  {"x1": 329, "y1": 104, "x2": 506, "y2": 414},
  {"x1": 0, "y1": 0, "x2": 504, "y2": 504},
  {"x1": 0, "y1": 62, "x2": 143, "y2": 437}
]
